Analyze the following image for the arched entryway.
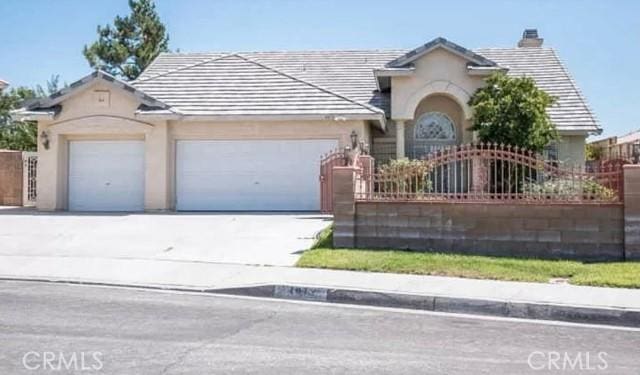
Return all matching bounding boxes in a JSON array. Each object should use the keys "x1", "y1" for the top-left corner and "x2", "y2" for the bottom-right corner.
[{"x1": 406, "y1": 94, "x2": 469, "y2": 159}]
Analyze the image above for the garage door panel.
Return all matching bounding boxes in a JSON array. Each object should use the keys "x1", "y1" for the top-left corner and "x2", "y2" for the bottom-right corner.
[
  {"x1": 176, "y1": 139, "x2": 337, "y2": 211},
  {"x1": 68, "y1": 141, "x2": 145, "y2": 211}
]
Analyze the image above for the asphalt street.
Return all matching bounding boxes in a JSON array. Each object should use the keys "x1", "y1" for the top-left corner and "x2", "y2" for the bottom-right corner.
[{"x1": 0, "y1": 281, "x2": 638, "y2": 374}]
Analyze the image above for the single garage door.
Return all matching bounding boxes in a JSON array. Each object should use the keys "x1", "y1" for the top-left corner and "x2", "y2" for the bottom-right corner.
[
  {"x1": 68, "y1": 140, "x2": 145, "y2": 211},
  {"x1": 176, "y1": 139, "x2": 338, "y2": 211}
]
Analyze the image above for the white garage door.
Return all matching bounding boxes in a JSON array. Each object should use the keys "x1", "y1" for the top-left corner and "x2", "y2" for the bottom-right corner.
[
  {"x1": 68, "y1": 141, "x2": 145, "y2": 211},
  {"x1": 176, "y1": 139, "x2": 338, "y2": 211}
]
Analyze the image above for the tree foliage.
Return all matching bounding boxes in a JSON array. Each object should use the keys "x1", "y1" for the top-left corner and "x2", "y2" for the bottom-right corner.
[
  {"x1": 468, "y1": 72, "x2": 558, "y2": 153},
  {"x1": 0, "y1": 75, "x2": 64, "y2": 151},
  {"x1": 83, "y1": 0, "x2": 169, "y2": 81},
  {"x1": 585, "y1": 143, "x2": 603, "y2": 161}
]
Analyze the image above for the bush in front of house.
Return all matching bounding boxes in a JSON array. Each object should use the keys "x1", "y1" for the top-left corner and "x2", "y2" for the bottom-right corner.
[
  {"x1": 468, "y1": 72, "x2": 558, "y2": 153},
  {"x1": 523, "y1": 177, "x2": 617, "y2": 201},
  {"x1": 377, "y1": 158, "x2": 433, "y2": 196}
]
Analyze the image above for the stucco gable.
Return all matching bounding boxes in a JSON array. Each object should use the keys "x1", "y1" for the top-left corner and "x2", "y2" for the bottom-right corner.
[
  {"x1": 386, "y1": 37, "x2": 499, "y2": 68},
  {"x1": 22, "y1": 71, "x2": 169, "y2": 114}
]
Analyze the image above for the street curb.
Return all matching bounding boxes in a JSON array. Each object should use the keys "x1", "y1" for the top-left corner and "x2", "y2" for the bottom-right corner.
[
  {"x1": 211, "y1": 284, "x2": 640, "y2": 328},
  {"x1": 2, "y1": 277, "x2": 639, "y2": 328}
]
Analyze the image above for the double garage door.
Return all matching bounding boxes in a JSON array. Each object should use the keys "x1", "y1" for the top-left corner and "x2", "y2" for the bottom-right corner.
[{"x1": 68, "y1": 139, "x2": 337, "y2": 211}]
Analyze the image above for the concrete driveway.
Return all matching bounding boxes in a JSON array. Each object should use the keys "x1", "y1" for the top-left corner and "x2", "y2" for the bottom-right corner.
[{"x1": 0, "y1": 208, "x2": 331, "y2": 266}]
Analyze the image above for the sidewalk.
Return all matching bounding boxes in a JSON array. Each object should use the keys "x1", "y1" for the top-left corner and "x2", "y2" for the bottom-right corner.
[{"x1": 1, "y1": 254, "x2": 639, "y2": 327}]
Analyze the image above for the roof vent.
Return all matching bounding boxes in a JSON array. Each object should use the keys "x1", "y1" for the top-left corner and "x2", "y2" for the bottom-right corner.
[{"x1": 518, "y1": 29, "x2": 543, "y2": 48}]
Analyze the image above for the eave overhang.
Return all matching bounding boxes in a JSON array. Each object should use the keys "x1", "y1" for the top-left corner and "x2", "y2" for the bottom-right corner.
[
  {"x1": 466, "y1": 65, "x2": 509, "y2": 76},
  {"x1": 557, "y1": 127, "x2": 602, "y2": 136},
  {"x1": 10, "y1": 106, "x2": 61, "y2": 121},
  {"x1": 135, "y1": 112, "x2": 387, "y2": 130},
  {"x1": 374, "y1": 67, "x2": 415, "y2": 91}
]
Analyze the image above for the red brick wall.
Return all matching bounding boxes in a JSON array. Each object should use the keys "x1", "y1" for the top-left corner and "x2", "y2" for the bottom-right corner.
[{"x1": 0, "y1": 151, "x2": 23, "y2": 206}]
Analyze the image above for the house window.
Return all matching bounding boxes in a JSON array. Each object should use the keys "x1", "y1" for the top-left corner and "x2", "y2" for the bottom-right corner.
[
  {"x1": 411, "y1": 112, "x2": 456, "y2": 158},
  {"x1": 544, "y1": 143, "x2": 558, "y2": 161},
  {"x1": 415, "y1": 112, "x2": 456, "y2": 141}
]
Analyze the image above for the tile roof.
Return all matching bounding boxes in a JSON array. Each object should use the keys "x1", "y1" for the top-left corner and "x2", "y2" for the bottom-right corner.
[
  {"x1": 137, "y1": 46, "x2": 599, "y2": 132},
  {"x1": 133, "y1": 53, "x2": 383, "y2": 117},
  {"x1": 476, "y1": 48, "x2": 599, "y2": 133}
]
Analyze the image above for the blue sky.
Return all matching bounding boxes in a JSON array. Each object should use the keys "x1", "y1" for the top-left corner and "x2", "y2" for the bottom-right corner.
[{"x1": 1, "y1": 0, "x2": 638, "y2": 138}]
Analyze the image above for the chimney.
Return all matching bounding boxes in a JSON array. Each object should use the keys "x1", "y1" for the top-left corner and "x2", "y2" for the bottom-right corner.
[{"x1": 518, "y1": 29, "x2": 543, "y2": 48}]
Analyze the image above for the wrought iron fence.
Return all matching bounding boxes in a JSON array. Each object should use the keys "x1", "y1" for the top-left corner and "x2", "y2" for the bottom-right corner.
[
  {"x1": 22, "y1": 152, "x2": 37, "y2": 206},
  {"x1": 355, "y1": 143, "x2": 623, "y2": 204}
]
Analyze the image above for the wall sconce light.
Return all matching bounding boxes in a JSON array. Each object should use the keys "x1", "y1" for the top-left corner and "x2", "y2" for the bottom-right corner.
[
  {"x1": 633, "y1": 140, "x2": 640, "y2": 164},
  {"x1": 350, "y1": 130, "x2": 359, "y2": 150},
  {"x1": 40, "y1": 131, "x2": 50, "y2": 150}
]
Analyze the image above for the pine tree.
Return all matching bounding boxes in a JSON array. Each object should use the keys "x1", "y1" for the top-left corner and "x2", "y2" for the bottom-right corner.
[{"x1": 83, "y1": 0, "x2": 169, "y2": 81}]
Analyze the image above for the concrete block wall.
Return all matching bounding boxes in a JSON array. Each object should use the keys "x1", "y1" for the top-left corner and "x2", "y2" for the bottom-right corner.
[
  {"x1": 353, "y1": 202, "x2": 624, "y2": 261},
  {"x1": 624, "y1": 165, "x2": 640, "y2": 260},
  {"x1": 332, "y1": 166, "x2": 635, "y2": 261},
  {"x1": 332, "y1": 166, "x2": 357, "y2": 247},
  {"x1": 0, "y1": 151, "x2": 23, "y2": 206}
]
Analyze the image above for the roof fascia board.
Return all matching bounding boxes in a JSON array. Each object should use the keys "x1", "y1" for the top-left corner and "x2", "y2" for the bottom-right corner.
[
  {"x1": 373, "y1": 67, "x2": 415, "y2": 77},
  {"x1": 557, "y1": 128, "x2": 600, "y2": 136},
  {"x1": 136, "y1": 112, "x2": 386, "y2": 130},
  {"x1": 135, "y1": 113, "x2": 383, "y2": 122},
  {"x1": 466, "y1": 66, "x2": 509, "y2": 76},
  {"x1": 10, "y1": 109, "x2": 55, "y2": 121},
  {"x1": 374, "y1": 67, "x2": 415, "y2": 91}
]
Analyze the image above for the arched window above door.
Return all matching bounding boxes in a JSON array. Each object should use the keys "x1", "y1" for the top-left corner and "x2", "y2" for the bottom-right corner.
[{"x1": 414, "y1": 112, "x2": 456, "y2": 141}]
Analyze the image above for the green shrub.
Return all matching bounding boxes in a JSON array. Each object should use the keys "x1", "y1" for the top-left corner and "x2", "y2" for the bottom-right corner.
[
  {"x1": 378, "y1": 159, "x2": 433, "y2": 195},
  {"x1": 524, "y1": 177, "x2": 617, "y2": 201}
]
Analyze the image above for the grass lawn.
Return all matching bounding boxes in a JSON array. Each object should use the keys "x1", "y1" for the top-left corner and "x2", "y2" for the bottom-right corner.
[{"x1": 296, "y1": 227, "x2": 640, "y2": 289}]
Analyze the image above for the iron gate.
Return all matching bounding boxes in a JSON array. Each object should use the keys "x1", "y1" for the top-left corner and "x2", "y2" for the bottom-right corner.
[
  {"x1": 319, "y1": 149, "x2": 347, "y2": 213},
  {"x1": 22, "y1": 152, "x2": 37, "y2": 206}
]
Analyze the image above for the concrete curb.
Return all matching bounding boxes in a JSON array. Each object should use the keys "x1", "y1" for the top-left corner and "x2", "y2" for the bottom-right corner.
[
  {"x1": 2, "y1": 277, "x2": 639, "y2": 328},
  {"x1": 212, "y1": 284, "x2": 640, "y2": 328}
]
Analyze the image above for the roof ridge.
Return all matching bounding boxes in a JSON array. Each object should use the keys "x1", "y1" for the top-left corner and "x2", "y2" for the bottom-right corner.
[
  {"x1": 158, "y1": 48, "x2": 408, "y2": 55},
  {"x1": 133, "y1": 53, "x2": 237, "y2": 83},
  {"x1": 474, "y1": 47, "x2": 553, "y2": 51},
  {"x1": 548, "y1": 49, "x2": 601, "y2": 130},
  {"x1": 234, "y1": 53, "x2": 384, "y2": 115}
]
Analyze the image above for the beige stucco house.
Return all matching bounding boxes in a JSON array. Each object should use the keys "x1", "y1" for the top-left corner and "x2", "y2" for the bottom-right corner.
[
  {"x1": 0, "y1": 79, "x2": 8, "y2": 91},
  {"x1": 15, "y1": 29, "x2": 601, "y2": 212}
]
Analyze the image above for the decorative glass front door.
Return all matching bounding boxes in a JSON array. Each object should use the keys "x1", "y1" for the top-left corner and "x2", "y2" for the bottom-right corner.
[{"x1": 411, "y1": 112, "x2": 457, "y2": 159}]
